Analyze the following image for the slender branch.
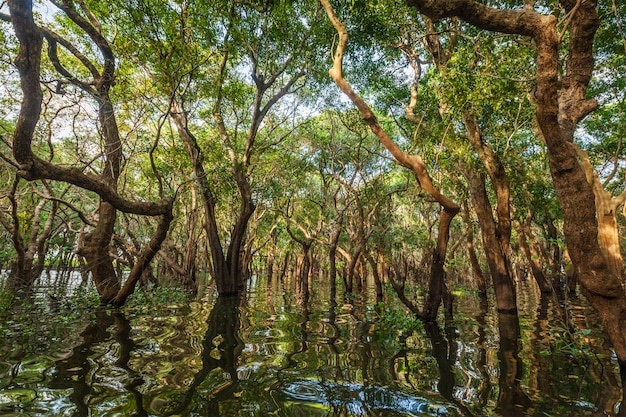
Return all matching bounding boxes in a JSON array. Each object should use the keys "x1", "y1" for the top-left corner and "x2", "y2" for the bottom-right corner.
[
  {"x1": 42, "y1": 30, "x2": 98, "y2": 94},
  {"x1": 32, "y1": 187, "x2": 96, "y2": 227},
  {"x1": 319, "y1": 0, "x2": 459, "y2": 214}
]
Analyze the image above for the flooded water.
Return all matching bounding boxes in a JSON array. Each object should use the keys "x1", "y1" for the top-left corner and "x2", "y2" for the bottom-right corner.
[{"x1": 0, "y1": 274, "x2": 623, "y2": 416}]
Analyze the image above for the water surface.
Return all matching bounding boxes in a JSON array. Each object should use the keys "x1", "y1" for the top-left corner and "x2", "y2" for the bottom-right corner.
[{"x1": 0, "y1": 276, "x2": 622, "y2": 416}]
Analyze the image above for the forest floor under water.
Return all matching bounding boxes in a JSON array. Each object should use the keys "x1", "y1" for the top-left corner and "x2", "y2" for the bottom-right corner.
[{"x1": 0, "y1": 272, "x2": 623, "y2": 416}]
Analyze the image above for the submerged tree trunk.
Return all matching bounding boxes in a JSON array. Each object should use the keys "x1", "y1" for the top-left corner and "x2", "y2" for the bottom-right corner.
[
  {"x1": 423, "y1": 208, "x2": 456, "y2": 321},
  {"x1": 328, "y1": 221, "x2": 344, "y2": 300},
  {"x1": 407, "y1": 0, "x2": 626, "y2": 407},
  {"x1": 286, "y1": 223, "x2": 314, "y2": 300},
  {"x1": 320, "y1": 0, "x2": 460, "y2": 321},
  {"x1": 266, "y1": 225, "x2": 279, "y2": 284},
  {"x1": 8, "y1": 0, "x2": 174, "y2": 305},
  {"x1": 462, "y1": 113, "x2": 519, "y2": 314},
  {"x1": 495, "y1": 311, "x2": 531, "y2": 414},
  {"x1": 80, "y1": 202, "x2": 120, "y2": 303},
  {"x1": 463, "y1": 167, "x2": 517, "y2": 313}
]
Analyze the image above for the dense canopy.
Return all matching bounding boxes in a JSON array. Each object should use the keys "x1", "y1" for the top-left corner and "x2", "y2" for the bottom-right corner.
[{"x1": 1, "y1": 0, "x2": 625, "y2": 414}]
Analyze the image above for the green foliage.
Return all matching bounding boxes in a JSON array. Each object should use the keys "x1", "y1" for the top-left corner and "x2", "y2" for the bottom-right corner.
[
  {"x1": 374, "y1": 301, "x2": 423, "y2": 342},
  {"x1": 124, "y1": 284, "x2": 193, "y2": 313}
]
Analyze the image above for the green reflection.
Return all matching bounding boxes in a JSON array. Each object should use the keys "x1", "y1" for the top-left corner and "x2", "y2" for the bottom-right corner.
[{"x1": 0, "y1": 281, "x2": 622, "y2": 416}]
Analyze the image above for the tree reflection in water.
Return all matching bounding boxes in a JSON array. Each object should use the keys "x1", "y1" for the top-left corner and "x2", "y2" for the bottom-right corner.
[
  {"x1": 112, "y1": 309, "x2": 149, "y2": 417},
  {"x1": 424, "y1": 321, "x2": 476, "y2": 417},
  {"x1": 48, "y1": 308, "x2": 116, "y2": 417},
  {"x1": 494, "y1": 311, "x2": 531, "y2": 416},
  {"x1": 48, "y1": 308, "x2": 148, "y2": 417},
  {"x1": 163, "y1": 295, "x2": 244, "y2": 416},
  {"x1": 2, "y1": 281, "x2": 622, "y2": 416}
]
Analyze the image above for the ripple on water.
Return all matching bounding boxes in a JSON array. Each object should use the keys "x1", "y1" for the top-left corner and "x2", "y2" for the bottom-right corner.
[
  {"x1": 0, "y1": 387, "x2": 37, "y2": 415},
  {"x1": 277, "y1": 380, "x2": 459, "y2": 416}
]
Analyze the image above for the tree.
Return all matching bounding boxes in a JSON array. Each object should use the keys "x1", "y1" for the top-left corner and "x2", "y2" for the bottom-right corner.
[
  {"x1": 320, "y1": 0, "x2": 461, "y2": 322},
  {"x1": 407, "y1": 0, "x2": 626, "y2": 407},
  {"x1": 6, "y1": 0, "x2": 173, "y2": 305},
  {"x1": 110, "y1": 0, "x2": 321, "y2": 296}
]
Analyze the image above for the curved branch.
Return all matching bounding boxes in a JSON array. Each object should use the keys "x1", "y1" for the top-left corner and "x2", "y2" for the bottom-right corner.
[
  {"x1": 50, "y1": 0, "x2": 115, "y2": 81},
  {"x1": 42, "y1": 31, "x2": 98, "y2": 95},
  {"x1": 32, "y1": 187, "x2": 96, "y2": 227},
  {"x1": 41, "y1": 25, "x2": 100, "y2": 78},
  {"x1": 21, "y1": 156, "x2": 172, "y2": 216},
  {"x1": 112, "y1": 211, "x2": 174, "y2": 306},
  {"x1": 406, "y1": 0, "x2": 541, "y2": 36},
  {"x1": 319, "y1": 0, "x2": 459, "y2": 214}
]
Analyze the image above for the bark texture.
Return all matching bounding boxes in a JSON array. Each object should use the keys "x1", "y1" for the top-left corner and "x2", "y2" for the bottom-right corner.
[
  {"x1": 320, "y1": 0, "x2": 460, "y2": 322},
  {"x1": 408, "y1": 0, "x2": 626, "y2": 404}
]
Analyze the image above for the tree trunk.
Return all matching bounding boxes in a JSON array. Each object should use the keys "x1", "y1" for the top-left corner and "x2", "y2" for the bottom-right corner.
[
  {"x1": 578, "y1": 146, "x2": 626, "y2": 280},
  {"x1": 80, "y1": 202, "x2": 120, "y2": 303},
  {"x1": 423, "y1": 208, "x2": 456, "y2": 321},
  {"x1": 328, "y1": 224, "x2": 342, "y2": 300},
  {"x1": 170, "y1": 108, "x2": 231, "y2": 290},
  {"x1": 464, "y1": 209, "x2": 487, "y2": 296},
  {"x1": 364, "y1": 249, "x2": 383, "y2": 304},
  {"x1": 514, "y1": 219, "x2": 552, "y2": 293},
  {"x1": 266, "y1": 226, "x2": 278, "y2": 284},
  {"x1": 463, "y1": 168, "x2": 517, "y2": 313}
]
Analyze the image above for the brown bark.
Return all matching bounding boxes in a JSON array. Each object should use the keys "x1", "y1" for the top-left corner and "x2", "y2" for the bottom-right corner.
[
  {"x1": 286, "y1": 224, "x2": 313, "y2": 299},
  {"x1": 578, "y1": 146, "x2": 626, "y2": 280},
  {"x1": 112, "y1": 211, "x2": 174, "y2": 306},
  {"x1": 266, "y1": 225, "x2": 278, "y2": 283},
  {"x1": 463, "y1": 167, "x2": 517, "y2": 312},
  {"x1": 544, "y1": 216, "x2": 562, "y2": 275},
  {"x1": 408, "y1": 0, "x2": 626, "y2": 405},
  {"x1": 328, "y1": 217, "x2": 344, "y2": 299},
  {"x1": 364, "y1": 249, "x2": 383, "y2": 304},
  {"x1": 79, "y1": 202, "x2": 120, "y2": 303},
  {"x1": 8, "y1": 0, "x2": 173, "y2": 305},
  {"x1": 460, "y1": 114, "x2": 520, "y2": 314},
  {"x1": 320, "y1": 0, "x2": 460, "y2": 322},
  {"x1": 389, "y1": 264, "x2": 422, "y2": 317},
  {"x1": 423, "y1": 209, "x2": 455, "y2": 321}
]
